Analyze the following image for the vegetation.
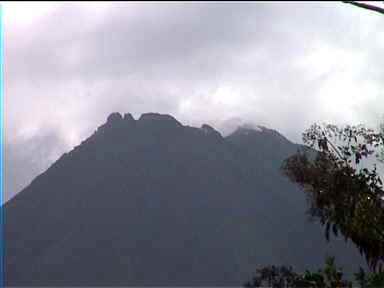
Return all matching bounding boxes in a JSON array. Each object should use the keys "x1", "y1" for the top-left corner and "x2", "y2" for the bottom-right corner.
[
  {"x1": 281, "y1": 123, "x2": 384, "y2": 271},
  {"x1": 244, "y1": 256, "x2": 353, "y2": 288},
  {"x1": 245, "y1": 256, "x2": 384, "y2": 287},
  {"x1": 245, "y1": 2, "x2": 384, "y2": 287}
]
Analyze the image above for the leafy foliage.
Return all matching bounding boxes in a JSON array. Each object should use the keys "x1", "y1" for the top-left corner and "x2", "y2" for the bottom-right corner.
[
  {"x1": 244, "y1": 256, "x2": 384, "y2": 287},
  {"x1": 281, "y1": 123, "x2": 384, "y2": 271},
  {"x1": 244, "y1": 256, "x2": 352, "y2": 288},
  {"x1": 244, "y1": 265, "x2": 299, "y2": 287},
  {"x1": 354, "y1": 267, "x2": 384, "y2": 288}
]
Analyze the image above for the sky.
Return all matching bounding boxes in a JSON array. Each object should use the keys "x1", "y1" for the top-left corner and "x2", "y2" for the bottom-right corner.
[{"x1": 3, "y1": 2, "x2": 384, "y2": 202}]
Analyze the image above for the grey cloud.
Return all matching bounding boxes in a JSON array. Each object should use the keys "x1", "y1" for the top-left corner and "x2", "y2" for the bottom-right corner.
[
  {"x1": 5, "y1": 2, "x2": 384, "y2": 201},
  {"x1": 4, "y1": 128, "x2": 69, "y2": 201}
]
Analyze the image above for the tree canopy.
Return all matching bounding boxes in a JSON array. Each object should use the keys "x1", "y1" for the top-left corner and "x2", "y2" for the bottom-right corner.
[
  {"x1": 281, "y1": 123, "x2": 384, "y2": 271},
  {"x1": 244, "y1": 257, "x2": 353, "y2": 288}
]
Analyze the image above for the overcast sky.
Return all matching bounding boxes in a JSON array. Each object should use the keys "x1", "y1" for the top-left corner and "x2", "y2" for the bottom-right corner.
[{"x1": 3, "y1": 2, "x2": 384, "y2": 201}]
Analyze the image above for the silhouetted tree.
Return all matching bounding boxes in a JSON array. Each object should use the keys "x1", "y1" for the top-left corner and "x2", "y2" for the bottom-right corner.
[
  {"x1": 281, "y1": 123, "x2": 384, "y2": 271},
  {"x1": 246, "y1": 3, "x2": 384, "y2": 287},
  {"x1": 244, "y1": 264, "x2": 300, "y2": 288},
  {"x1": 354, "y1": 267, "x2": 384, "y2": 288},
  {"x1": 244, "y1": 257, "x2": 352, "y2": 287},
  {"x1": 355, "y1": 267, "x2": 367, "y2": 288}
]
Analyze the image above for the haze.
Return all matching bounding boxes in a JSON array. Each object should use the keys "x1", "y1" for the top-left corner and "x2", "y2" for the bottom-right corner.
[{"x1": 4, "y1": 2, "x2": 384, "y2": 201}]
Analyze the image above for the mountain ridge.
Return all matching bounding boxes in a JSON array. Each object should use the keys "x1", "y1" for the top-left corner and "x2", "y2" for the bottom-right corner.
[{"x1": 5, "y1": 112, "x2": 365, "y2": 286}]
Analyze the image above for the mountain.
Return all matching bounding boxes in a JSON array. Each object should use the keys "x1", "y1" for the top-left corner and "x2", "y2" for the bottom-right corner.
[{"x1": 5, "y1": 112, "x2": 364, "y2": 286}]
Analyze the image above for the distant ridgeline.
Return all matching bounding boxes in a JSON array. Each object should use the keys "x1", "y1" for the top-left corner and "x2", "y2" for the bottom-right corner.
[{"x1": 5, "y1": 112, "x2": 365, "y2": 286}]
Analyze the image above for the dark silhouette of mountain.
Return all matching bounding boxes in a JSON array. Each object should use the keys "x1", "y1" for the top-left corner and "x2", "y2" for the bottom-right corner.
[{"x1": 5, "y1": 112, "x2": 364, "y2": 286}]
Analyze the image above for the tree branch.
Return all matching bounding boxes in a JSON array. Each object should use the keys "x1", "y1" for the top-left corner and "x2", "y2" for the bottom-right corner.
[
  {"x1": 343, "y1": 1, "x2": 384, "y2": 15},
  {"x1": 325, "y1": 137, "x2": 345, "y2": 162}
]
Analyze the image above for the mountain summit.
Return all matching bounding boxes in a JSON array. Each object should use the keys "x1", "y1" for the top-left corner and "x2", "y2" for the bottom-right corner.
[{"x1": 5, "y1": 112, "x2": 364, "y2": 286}]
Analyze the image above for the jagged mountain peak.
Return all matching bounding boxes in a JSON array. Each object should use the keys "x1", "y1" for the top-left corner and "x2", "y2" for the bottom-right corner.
[
  {"x1": 228, "y1": 124, "x2": 292, "y2": 145},
  {"x1": 123, "y1": 113, "x2": 135, "y2": 121},
  {"x1": 105, "y1": 111, "x2": 182, "y2": 126},
  {"x1": 200, "y1": 124, "x2": 222, "y2": 138},
  {"x1": 5, "y1": 111, "x2": 364, "y2": 286},
  {"x1": 138, "y1": 112, "x2": 181, "y2": 125},
  {"x1": 107, "y1": 112, "x2": 123, "y2": 122}
]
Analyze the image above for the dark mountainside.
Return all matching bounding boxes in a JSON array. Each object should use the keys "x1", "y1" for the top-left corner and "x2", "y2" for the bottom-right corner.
[{"x1": 5, "y1": 112, "x2": 364, "y2": 286}]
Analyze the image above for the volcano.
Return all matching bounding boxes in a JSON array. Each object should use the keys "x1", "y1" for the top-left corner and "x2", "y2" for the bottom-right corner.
[{"x1": 5, "y1": 112, "x2": 364, "y2": 286}]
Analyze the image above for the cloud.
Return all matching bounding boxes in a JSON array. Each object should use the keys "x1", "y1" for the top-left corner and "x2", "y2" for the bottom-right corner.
[
  {"x1": 4, "y1": 128, "x2": 69, "y2": 202},
  {"x1": 4, "y1": 2, "x2": 384, "y2": 200}
]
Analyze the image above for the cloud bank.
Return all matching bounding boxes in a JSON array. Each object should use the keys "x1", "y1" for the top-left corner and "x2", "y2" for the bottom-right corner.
[{"x1": 4, "y1": 2, "x2": 384, "y2": 201}]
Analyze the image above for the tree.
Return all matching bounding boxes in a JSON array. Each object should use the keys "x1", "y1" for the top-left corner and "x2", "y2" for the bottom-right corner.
[
  {"x1": 280, "y1": 0, "x2": 384, "y2": 274},
  {"x1": 245, "y1": 3, "x2": 384, "y2": 286},
  {"x1": 244, "y1": 264, "x2": 300, "y2": 288},
  {"x1": 281, "y1": 123, "x2": 384, "y2": 271},
  {"x1": 244, "y1": 257, "x2": 352, "y2": 288},
  {"x1": 322, "y1": 256, "x2": 350, "y2": 288},
  {"x1": 354, "y1": 267, "x2": 384, "y2": 288}
]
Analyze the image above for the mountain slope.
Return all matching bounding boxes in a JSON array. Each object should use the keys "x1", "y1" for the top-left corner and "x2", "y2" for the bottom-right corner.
[{"x1": 5, "y1": 112, "x2": 364, "y2": 286}]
